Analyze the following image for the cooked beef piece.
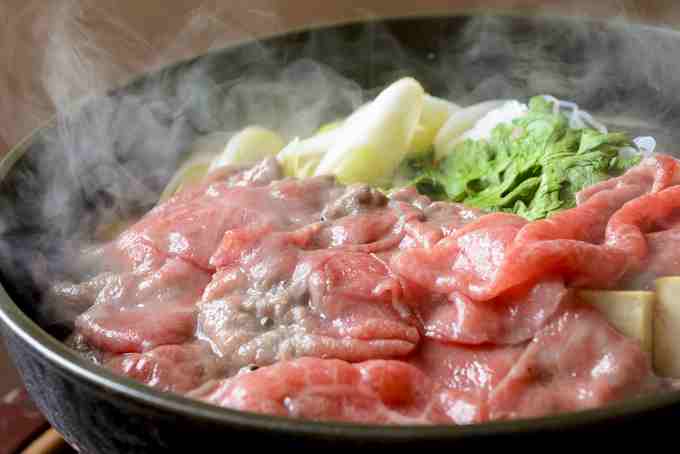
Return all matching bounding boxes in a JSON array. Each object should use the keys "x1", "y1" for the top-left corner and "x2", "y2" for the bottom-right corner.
[
  {"x1": 320, "y1": 184, "x2": 388, "y2": 221},
  {"x1": 190, "y1": 358, "x2": 449, "y2": 424},
  {"x1": 488, "y1": 303, "x2": 653, "y2": 419},
  {"x1": 203, "y1": 156, "x2": 283, "y2": 187},
  {"x1": 197, "y1": 249, "x2": 419, "y2": 372},
  {"x1": 391, "y1": 154, "x2": 680, "y2": 300},
  {"x1": 75, "y1": 257, "x2": 210, "y2": 353},
  {"x1": 105, "y1": 342, "x2": 221, "y2": 393},
  {"x1": 59, "y1": 155, "x2": 678, "y2": 425}
]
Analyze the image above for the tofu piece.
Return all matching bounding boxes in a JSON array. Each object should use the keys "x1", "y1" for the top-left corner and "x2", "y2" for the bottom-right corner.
[
  {"x1": 655, "y1": 277, "x2": 680, "y2": 377},
  {"x1": 577, "y1": 290, "x2": 655, "y2": 353}
]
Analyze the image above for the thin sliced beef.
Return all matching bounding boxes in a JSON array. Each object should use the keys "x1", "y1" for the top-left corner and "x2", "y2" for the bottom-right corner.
[
  {"x1": 391, "y1": 154, "x2": 680, "y2": 300},
  {"x1": 311, "y1": 210, "x2": 398, "y2": 249},
  {"x1": 577, "y1": 154, "x2": 680, "y2": 204},
  {"x1": 202, "y1": 156, "x2": 283, "y2": 187},
  {"x1": 125, "y1": 173, "x2": 341, "y2": 271},
  {"x1": 414, "y1": 279, "x2": 567, "y2": 345},
  {"x1": 69, "y1": 172, "x2": 428, "y2": 366},
  {"x1": 424, "y1": 202, "x2": 483, "y2": 236},
  {"x1": 623, "y1": 228, "x2": 680, "y2": 289},
  {"x1": 604, "y1": 185, "x2": 680, "y2": 289},
  {"x1": 50, "y1": 272, "x2": 121, "y2": 316},
  {"x1": 389, "y1": 186, "x2": 434, "y2": 210},
  {"x1": 416, "y1": 302, "x2": 654, "y2": 423},
  {"x1": 414, "y1": 340, "x2": 524, "y2": 397},
  {"x1": 385, "y1": 187, "x2": 484, "y2": 250},
  {"x1": 75, "y1": 257, "x2": 210, "y2": 353},
  {"x1": 60, "y1": 154, "x2": 675, "y2": 425},
  {"x1": 197, "y1": 249, "x2": 419, "y2": 371},
  {"x1": 391, "y1": 213, "x2": 527, "y2": 299},
  {"x1": 488, "y1": 303, "x2": 654, "y2": 420},
  {"x1": 123, "y1": 187, "x2": 286, "y2": 272},
  {"x1": 91, "y1": 232, "x2": 167, "y2": 276},
  {"x1": 105, "y1": 342, "x2": 221, "y2": 392},
  {"x1": 410, "y1": 339, "x2": 525, "y2": 424},
  {"x1": 320, "y1": 184, "x2": 388, "y2": 220},
  {"x1": 190, "y1": 357, "x2": 447, "y2": 424}
]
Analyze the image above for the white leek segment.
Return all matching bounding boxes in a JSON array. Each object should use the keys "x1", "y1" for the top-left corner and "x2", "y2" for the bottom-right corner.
[
  {"x1": 313, "y1": 77, "x2": 425, "y2": 185},
  {"x1": 318, "y1": 95, "x2": 459, "y2": 156},
  {"x1": 462, "y1": 100, "x2": 528, "y2": 142},
  {"x1": 277, "y1": 127, "x2": 343, "y2": 178},
  {"x1": 434, "y1": 100, "x2": 508, "y2": 160},
  {"x1": 409, "y1": 95, "x2": 460, "y2": 155},
  {"x1": 210, "y1": 126, "x2": 285, "y2": 172}
]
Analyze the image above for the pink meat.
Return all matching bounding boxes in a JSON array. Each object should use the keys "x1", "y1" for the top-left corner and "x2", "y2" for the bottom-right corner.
[
  {"x1": 62, "y1": 155, "x2": 675, "y2": 425},
  {"x1": 488, "y1": 303, "x2": 653, "y2": 420},
  {"x1": 604, "y1": 185, "x2": 680, "y2": 289},
  {"x1": 124, "y1": 174, "x2": 341, "y2": 271},
  {"x1": 623, "y1": 228, "x2": 680, "y2": 289},
  {"x1": 391, "y1": 154, "x2": 680, "y2": 300},
  {"x1": 311, "y1": 210, "x2": 398, "y2": 249},
  {"x1": 105, "y1": 342, "x2": 220, "y2": 392},
  {"x1": 394, "y1": 188, "x2": 484, "y2": 250},
  {"x1": 410, "y1": 339, "x2": 524, "y2": 423},
  {"x1": 577, "y1": 154, "x2": 680, "y2": 204},
  {"x1": 197, "y1": 249, "x2": 419, "y2": 370},
  {"x1": 73, "y1": 174, "x2": 434, "y2": 366},
  {"x1": 191, "y1": 357, "x2": 448, "y2": 424},
  {"x1": 75, "y1": 257, "x2": 210, "y2": 353},
  {"x1": 391, "y1": 213, "x2": 527, "y2": 300},
  {"x1": 413, "y1": 279, "x2": 567, "y2": 345},
  {"x1": 414, "y1": 340, "x2": 523, "y2": 397}
]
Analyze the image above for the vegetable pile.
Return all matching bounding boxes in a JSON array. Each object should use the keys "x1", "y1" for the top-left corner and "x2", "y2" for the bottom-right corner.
[
  {"x1": 400, "y1": 97, "x2": 640, "y2": 220},
  {"x1": 166, "y1": 78, "x2": 655, "y2": 221}
]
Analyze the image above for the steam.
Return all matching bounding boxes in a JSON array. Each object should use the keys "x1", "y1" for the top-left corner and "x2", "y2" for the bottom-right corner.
[
  {"x1": 3, "y1": 2, "x2": 680, "y2": 332},
  {"x1": 35, "y1": 1, "x2": 365, "y2": 240}
]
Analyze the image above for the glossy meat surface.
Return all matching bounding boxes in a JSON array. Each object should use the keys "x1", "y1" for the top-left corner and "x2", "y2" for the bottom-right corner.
[{"x1": 56, "y1": 156, "x2": 679, "y2": 424}]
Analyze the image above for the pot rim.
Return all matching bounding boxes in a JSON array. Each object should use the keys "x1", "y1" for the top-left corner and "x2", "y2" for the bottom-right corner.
[{"x1": 2, "y1": 12, "x2": 680, "y2": 442}]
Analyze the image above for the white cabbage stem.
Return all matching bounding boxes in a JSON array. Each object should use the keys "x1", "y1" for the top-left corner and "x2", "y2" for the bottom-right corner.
[
  {"x1": 409, "y1": 95, "x2": 461, "y2": 155},
  {"x1": 210, "y1": 126, "x2": 285, "y2": 171},
  {"x1": 314, "y1": 77, "x2": 425, "y2": 185},
  {"x1": 433, "y1": 100, "x2": 508, "y2": 160}
]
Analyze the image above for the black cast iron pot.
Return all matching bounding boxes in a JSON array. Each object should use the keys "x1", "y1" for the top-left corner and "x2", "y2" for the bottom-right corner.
[{"x1": 2, "y1": 13, "x2": 680, "y2": 453}]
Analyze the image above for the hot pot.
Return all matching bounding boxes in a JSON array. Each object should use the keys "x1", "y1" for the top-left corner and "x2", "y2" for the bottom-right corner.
[{"x1": 2, "y1": 11, "x2": 680, "y2": 452}]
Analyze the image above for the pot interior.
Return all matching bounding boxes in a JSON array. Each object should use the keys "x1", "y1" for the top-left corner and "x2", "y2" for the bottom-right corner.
[{"x1": 1, "y1": 11, "x2": 679, "y2": 386}]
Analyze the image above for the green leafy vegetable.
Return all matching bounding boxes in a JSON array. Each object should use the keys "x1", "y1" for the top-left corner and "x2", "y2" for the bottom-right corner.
[{"x1": 398, "y1": 96, "x2": 641, "y2": 220}]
